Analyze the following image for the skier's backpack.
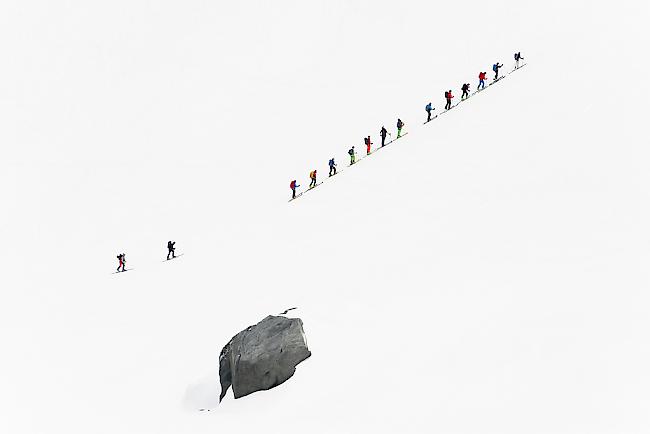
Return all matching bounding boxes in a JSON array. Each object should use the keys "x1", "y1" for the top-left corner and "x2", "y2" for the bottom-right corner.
[
  {"x1": 444, "y1": 91, "x2": 449, "y2": 99},
  {"x1": 348, "y1": 148, "x2": 354, "y2": 156},
  {"x1": 514, "y1": 53, "x2": 517, "y2": 60},
  {"x1": 492, "y1": 64, "x2": 498, "y2": 72},
  {"x1": 329, "y1": 158, "x2": 334, "y2": 166},
  {"x1": 426, "y1": 103, "x2": 431, "y2": 111},
  {"x1": 290, "y1": 180, "x2": 295, "y2": 189}
]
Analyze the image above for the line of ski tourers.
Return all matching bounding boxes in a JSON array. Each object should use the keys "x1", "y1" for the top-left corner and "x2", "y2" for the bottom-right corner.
[{"x1": 288, "y1": 52, "x2": 525, "y2": 201}]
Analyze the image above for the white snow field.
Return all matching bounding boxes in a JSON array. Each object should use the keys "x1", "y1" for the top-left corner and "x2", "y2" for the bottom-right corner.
[{"x1": 1, "y1": 1, "x2": 650, "y2": 433}]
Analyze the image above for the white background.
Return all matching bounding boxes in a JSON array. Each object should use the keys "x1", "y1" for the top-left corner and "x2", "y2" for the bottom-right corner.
[{"x1": 1, "y1": 1, "x2": 650, "y2": 433}]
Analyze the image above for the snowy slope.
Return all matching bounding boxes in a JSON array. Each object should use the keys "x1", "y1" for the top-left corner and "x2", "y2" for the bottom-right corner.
[{"x1": 1, "y1": 1, "x2": 650, "y2": 433}]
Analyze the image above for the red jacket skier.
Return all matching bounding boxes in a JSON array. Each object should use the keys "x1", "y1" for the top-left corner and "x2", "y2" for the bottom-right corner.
[
  {"x1": 364, "y1": 136, "x2": 373, "y2": 155},
  {"x1": 478, "y1": 72, "x2": 487, "y2": 90},
  {"x1": 444, "y1": 90, "x2": 454, "y2": 110},
  {"x1": 290, "y1": 179, "x2": 300, "y2": 199}
]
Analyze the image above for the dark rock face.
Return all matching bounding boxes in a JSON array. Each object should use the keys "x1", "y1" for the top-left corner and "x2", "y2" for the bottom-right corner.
[{"x1": 219, "y1": 315, "x2": 311, "y2": 401}]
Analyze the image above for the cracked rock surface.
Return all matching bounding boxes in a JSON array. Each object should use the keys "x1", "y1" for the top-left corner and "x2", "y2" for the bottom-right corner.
[{"x1": 219, "y1": 315, "x2": 311, "y2": 401}]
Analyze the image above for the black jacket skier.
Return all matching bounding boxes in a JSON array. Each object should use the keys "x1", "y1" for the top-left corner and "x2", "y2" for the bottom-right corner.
[
  {"x1": 380, "y1": 126, "x2": 388, "y2": 146},
  {"x1": 514, "y1": 52, "x2": 524, "y2": 68},
  {"x1": 167, "y1": 241, "x2": 176, "y2": 260},
  {"x1": 396, "y1": 119, "x2": 404, "y2": 138},
  {"x1": 461, "y1": 83, "x2": 470, "y2": 100}
]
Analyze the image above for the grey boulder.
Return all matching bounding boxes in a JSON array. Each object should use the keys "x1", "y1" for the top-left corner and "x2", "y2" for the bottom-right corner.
[{"x1": 219, "y1": 315, "x2": 311, "y2": 401}]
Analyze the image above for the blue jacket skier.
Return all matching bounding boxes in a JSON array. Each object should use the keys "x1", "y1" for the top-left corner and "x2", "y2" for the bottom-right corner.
[
  {"x1": 493, "y1": 62, "x2": 503, "y2": 80},
  {"x1": 329, "y1": 158, "x2": 337, "y2": 176},
  {"x1": 425, "y1": 102, "x2": 434, "y2": 122}
]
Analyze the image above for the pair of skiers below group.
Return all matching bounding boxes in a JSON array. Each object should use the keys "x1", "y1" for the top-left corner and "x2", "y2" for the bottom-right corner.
[{"x1": 115, "y1": 241, "x2": 178, "y2": 271}]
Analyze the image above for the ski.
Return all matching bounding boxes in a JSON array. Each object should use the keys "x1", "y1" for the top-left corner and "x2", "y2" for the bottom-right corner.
[
  {"x1": 395, "y1": 132, "x2": 409, "y2": 141},
  {"x1": 423, "y1": 115, "x2": 438, "y2": 125},
  {"x1": 164, "y1": 253, "x2": 184, "y2": 262},
  {"x1": 288, "y1": 192, "x2": 304, "y2": 202},
  {"x1": 112, "y1": 269, "x2": 132, "y2": 274},
  {"x1": 440, "y1": 104, "x2": 459, "y2": 115},
  {"x1": 509, "y1": 63, "x2": 527, "y2": 74},
  {"x1": 471, "y1": 87, "x2": 487, "y2": 96},
  {"x1": 305, "y1": 182, "x2": 323, "y2": 191},
  {"x1": 383, "y1": 132, "x2": 409, "y2": 146},
  {"x1": 489, "y1": 76, "x2": 506, "y2": 86}
]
